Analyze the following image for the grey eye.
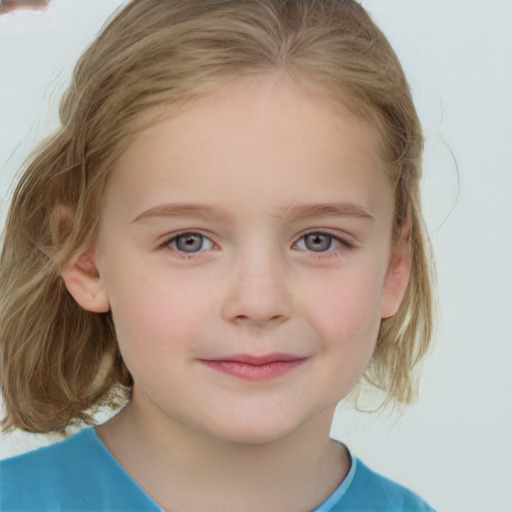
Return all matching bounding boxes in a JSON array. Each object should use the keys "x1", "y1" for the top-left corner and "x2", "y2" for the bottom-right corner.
[
  {"x1": 301, "y1": 233, "x2": 334, "y2": 252},
  {"x1": 173, "y1": 233, "x2": 211, "y2": 253}
]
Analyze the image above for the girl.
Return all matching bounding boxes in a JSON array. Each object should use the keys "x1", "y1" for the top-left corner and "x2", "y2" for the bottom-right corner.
[{"x1": 0, "y1": 1, "x2": 435, "y2": 510}]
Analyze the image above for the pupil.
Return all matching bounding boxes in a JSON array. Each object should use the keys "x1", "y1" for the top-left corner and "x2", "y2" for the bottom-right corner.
[
  {"x1": 305, "y1": 234, "x2": 331, "y2": 252},
  {"x1": 176, "y1": 234, "x2": 202, "y2": 252}
]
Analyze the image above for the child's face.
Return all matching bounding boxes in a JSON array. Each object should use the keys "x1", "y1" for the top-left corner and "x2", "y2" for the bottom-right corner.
[{"x1": 69, "y1": 75, "x2": 410, "y2": 443}]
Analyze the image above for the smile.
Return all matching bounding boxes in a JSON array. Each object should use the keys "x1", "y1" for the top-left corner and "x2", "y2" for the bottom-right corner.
[{"x1": 200, "y1": 354, "x2": 309, "y2": 381}]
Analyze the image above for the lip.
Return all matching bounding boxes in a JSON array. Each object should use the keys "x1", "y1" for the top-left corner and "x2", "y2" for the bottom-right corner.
[{"x1": 200, "y1": 353, "x2": 308, "y2": 381}]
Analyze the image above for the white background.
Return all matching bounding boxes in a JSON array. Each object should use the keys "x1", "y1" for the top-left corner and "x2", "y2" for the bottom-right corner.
[{"x1": 1, "y1": 1, "x2": 511, "y2": 511}]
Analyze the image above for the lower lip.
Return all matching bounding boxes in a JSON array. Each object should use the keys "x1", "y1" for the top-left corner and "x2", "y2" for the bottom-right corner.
[{"x1": 202, "y1": 359, "x2": 307, "y2": 381}]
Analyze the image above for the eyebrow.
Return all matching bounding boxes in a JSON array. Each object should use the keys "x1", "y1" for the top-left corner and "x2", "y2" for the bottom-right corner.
[
  {"x1": 131, "y1": 201, "x2": 374, "y2": 224},
  {"x1": 131, "y1": 203, "x2": 234, "y2": 224},
  {"x1": 275, "y1": 202, "x2": 374, "y2": 223}
]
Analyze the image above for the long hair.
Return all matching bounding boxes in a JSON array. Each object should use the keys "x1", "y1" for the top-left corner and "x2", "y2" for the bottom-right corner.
[{"x1": 0, "y1": 0, "x2": 434, "y2": 434}]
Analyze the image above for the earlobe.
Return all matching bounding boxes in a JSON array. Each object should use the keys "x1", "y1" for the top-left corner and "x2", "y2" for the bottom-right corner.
[
  {"x1": 61, "y1": 248, "x2": 110, "y2": 313},
  {"x1": 380, "y1": 225, "x2": 412, "y2": 319}
]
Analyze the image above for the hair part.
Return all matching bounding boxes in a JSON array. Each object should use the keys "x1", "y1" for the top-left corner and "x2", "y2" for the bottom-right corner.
[{"x1": 0, "y1": 0, "x2": 434, "y2": 434}]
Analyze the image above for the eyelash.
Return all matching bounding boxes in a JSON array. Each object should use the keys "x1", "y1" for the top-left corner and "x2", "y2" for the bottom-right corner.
[
  {"x1": 292, "y1": 231, "x2": 354, "y2": 257},
  {"x1": 161, "y1": 231, "x2": 354, "y2": 259},
  {"x1": 162, "y1": 232, "x2": 216, "y2": 259}
]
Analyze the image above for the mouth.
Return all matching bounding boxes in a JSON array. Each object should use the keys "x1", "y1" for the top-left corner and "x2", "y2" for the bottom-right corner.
[{"x1": 200, "y1": 353, "x2": 308, "y2": 381}]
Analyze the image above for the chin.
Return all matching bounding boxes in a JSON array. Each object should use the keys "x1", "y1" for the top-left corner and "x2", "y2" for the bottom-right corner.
[{"x1": 199, "y1": 416, "x2": 305, "y2": 446}]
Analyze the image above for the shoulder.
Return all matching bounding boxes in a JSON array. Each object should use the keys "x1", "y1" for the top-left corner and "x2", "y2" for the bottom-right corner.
[
  {"x1": 334, "y1": 457, "x2": 436, "y2": 512},
  {"x1": 1, "y1": 428, "x2": 98, "y2": 506},
  {"x1": 0, "y1": 428, "x2": 160, "y2": 511}
]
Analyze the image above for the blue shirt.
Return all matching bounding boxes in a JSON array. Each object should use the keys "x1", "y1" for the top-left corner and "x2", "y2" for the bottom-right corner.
[{"x1": 0, "y1": 428, "x2": 435, "y2": 511}]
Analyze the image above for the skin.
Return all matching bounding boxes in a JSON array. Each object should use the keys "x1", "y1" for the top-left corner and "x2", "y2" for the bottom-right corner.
[{"x1": 63, "y1": 74, "x2": 411, "y2": 512}]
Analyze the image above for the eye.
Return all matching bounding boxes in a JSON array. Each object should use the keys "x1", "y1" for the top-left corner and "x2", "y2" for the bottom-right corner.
[
  {"x1": 166, "y1": 232, "x2": 214, "y2": 253},
  {"x1": 296, "y1": 233, "x2": 334, "y2": 252},
  {"x1": 294, "y1": 232, "x2": 350, "y2": 253}
]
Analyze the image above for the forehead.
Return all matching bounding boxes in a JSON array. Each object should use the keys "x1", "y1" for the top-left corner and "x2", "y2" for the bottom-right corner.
[{"x1": 104, "y1": 74, "x2": 393, "y2": 223}]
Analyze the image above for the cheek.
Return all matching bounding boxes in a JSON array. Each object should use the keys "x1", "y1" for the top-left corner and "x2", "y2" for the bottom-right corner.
[
  {"x1": 106, "y1": 265, "x2": 213, "y2": 365},
  {"x1": 303, "y1": 266, "x2": 383, "y2": 353}
]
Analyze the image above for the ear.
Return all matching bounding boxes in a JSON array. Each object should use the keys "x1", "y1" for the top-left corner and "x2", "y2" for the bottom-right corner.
[
  {"x1": 61, "y1": 247, "x2": 110, "y2": 313},
  {"x1": 380, "y1": 222, "x2": 412, "y2": 319}
]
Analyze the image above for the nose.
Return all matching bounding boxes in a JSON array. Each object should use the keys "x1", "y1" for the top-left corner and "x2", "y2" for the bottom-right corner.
[{"x1": 221, "y1": 249, "x2": 294, "y2": 328}]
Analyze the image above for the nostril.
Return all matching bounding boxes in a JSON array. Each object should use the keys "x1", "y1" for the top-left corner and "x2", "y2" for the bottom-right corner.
[{"x1": 233, "y1": 313, "x2": 287, "y2": 328}]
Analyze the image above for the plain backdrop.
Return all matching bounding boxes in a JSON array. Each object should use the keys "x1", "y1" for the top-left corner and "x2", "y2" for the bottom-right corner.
[{"x1": 1, "y1": 1, "x2": 511, "y2": 511}]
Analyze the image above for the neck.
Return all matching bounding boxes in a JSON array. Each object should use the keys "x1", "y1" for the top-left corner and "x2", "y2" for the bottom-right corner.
[{"x1": 98, "y1": 395, "x2": 349, "y2": 512}]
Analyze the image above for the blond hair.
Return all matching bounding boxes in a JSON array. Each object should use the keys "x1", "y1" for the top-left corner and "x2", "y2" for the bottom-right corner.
[{"x1": 0, "y1": 0, "x2": 434, "y2": 434}]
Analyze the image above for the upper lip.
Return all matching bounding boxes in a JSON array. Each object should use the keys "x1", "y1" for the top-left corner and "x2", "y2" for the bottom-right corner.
[{"x1": 203, "y1": 353, "x2": 306, "y2": 365}]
